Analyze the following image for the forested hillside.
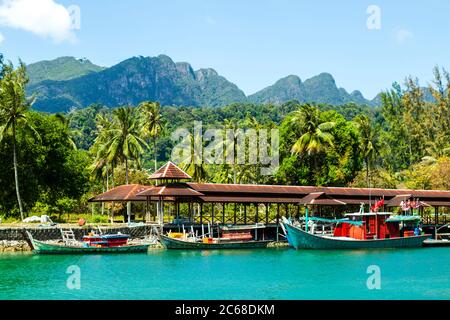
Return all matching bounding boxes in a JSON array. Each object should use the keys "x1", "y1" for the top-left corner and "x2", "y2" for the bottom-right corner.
[{"x1": 1, "y1": 57, "x2": 449, "y2": 219}]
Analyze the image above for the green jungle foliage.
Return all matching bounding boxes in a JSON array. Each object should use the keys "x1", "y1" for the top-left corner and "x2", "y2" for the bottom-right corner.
[{"x1": 1, "y1": 55, "x2": 449, "y2": 218}]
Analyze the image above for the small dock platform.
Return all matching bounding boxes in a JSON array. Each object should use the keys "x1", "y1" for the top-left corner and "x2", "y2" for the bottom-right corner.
[{"x1": 423, "y1": 239, "x2": 450, "y2": 247}]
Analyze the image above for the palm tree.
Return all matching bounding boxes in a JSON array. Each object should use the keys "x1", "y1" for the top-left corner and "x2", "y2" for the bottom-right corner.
[
  {"x1": 0, "y1": 61, "x2": 40, "y2": 220},
  {"x1": 181, "y1": 132, "x2": 208, "y2": 182},
  {"x1": 91, "y1": 113, "x2": 115, "y2": 186},
  {"x1": 98, "y1": 107, "x2": 148, "y2": 223},
  {"x1": 290, "y1": 104, "x2": 335, "y2": 184},
  {"x1": 223, "y1": 118, "x2": 241, "y2": 184},
  {"x1": 354, "y1": 114, "x2": 377, "y2": 187},
  {"x1": 139, "y1": 101, "x2": 164, "y2": 171},
  {"x1": 54, "y1": 113, "x2": 80, "y2": 150},
  {"x1": 102, "y1": 107, "x2": 148, "y2": 184}
]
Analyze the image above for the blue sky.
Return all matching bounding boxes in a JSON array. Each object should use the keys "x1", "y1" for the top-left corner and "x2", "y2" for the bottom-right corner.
[{"x1": 0, "y1": 0, "x2": 449, "y2": 99}]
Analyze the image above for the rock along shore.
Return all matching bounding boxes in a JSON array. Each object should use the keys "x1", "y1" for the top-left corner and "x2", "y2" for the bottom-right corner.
[{"x1": 0, "y1": 240, "x2": 31, "y2": 252}]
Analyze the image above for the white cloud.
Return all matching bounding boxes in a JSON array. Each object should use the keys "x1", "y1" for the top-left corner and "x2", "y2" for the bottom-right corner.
[
  {"x1": 395, "y1": 28, "x2": 414, "y2": 43},
  {"x1": 0, "y1": 32, "x2": 4, "y2": 44},
  {"x1": 0, "y1": 0, "x2": 77, "y2": 43}
]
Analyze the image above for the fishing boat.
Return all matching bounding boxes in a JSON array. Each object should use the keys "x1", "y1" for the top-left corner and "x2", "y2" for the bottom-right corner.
[
  {"x1": 281, "y1": 211, "x2": 430, "y2": 250},
  {"x1": 27, "y1": 229, "x2": 155, "y2": 254},
  {"x1": 159, "y1": 223, "x2": 272, "y2": 250}
]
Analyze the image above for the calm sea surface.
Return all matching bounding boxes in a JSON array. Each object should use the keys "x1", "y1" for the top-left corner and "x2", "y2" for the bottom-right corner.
[{"x1": 0, "y1": 248, "x2": 449, "y2": 300}]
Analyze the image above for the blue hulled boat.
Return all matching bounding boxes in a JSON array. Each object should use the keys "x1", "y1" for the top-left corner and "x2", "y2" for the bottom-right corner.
[{"x1": 281, "y1": 213, "x2": 430, "y2": 250}]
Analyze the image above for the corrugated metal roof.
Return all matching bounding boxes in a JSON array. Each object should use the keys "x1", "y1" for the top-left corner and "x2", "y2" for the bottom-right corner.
[
  {"x1": 149, "y1": 161, "x2": 191, "y2": 180},
  {"x1": 385, "y1": 194, "x2": 413, "y2": 207},
  {"x1": 88, "y1": 184, "x2": 152, "y2": 202},
  {"x1": 89, "y1": 181, "x2": 450, "y2": 207},
  {"x1": 199, "y1": 196, "x2": 303, "y2": 203},
  {"x1": 137, "y1": 184, "x2": 204, "y2": 197},
  {"x1": 421, "y1": 201, "x2": 450, "y2": 207},
  {"x1": 188, "y1": 183, "x2": 318, "y2": 195},
  {"x1": 338, "y1": 199, "x2": 375, "y2": 205},
  {"x1": 299, "y1": 192, "x2": 324, "y2": 204},
  {"x1": 188, "y1": 183, "x2": 450, "y2": 199},
  {"x1": 308, "y1": 198, "x2": 347, "y2": 206}
]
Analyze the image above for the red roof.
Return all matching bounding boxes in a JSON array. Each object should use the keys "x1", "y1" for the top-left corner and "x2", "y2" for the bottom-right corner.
[
  {"x1": 188, "y1": 183, "x2": 450, "y2": 199},
  {"x1": 137, "y1": 184, "x2": 204, "y2": 197},
  {"x1": 149, "y1": 161, "x2": 191, "y2": 180},
  {"x1": 88, "y1": 184, "x2": 152, "y2": 202},
  {"x1": 187, "y1": 183, "x2": 318, "y2": 195},
  {"x1": 89, "y1": 181, "x2": 450, "y2": 207},
  {"x1": 299, "y1": 192, "x2": 324, "y2": 204},
  {"x1": 199, "y1": 196, "x2": 303, "y2": 204}
]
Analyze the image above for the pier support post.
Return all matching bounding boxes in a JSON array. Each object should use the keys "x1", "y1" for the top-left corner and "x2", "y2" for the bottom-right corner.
[
  {"x1": 255, "y1": 203, "x2": 259, "y2": 240},
  {"x1": 276, "y1": 204, "x2": 280, "y2": 242},
  {"x1": 435, "y1": 206, "x2": 439, "y2": 238},
  {"x1": 200, "y1": 203, "x2": 203, "y2": 225},
  {"x1": 244, "y1": 204, "x2": 247, "y2": 224}
]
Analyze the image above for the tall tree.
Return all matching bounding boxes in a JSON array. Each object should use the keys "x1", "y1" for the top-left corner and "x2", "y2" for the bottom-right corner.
[
  {"x1": 54, "y1": 113, "x2": 80, "y2": 150},
  {"x1": 354, "y1": 114, "x2": 377, "y2": 187},
  {"x1": 101, "y1": 107, "x2": 148, "y2": 185},
  {"x1": 98, "y1": 107, "x2": 147, "y2": 222},
  {"x1": 181, "y1": 132, "x2": 208, "y2": 182},
  {"x1": 0, "y1": 61, "x2": 40, "y2": 220},
  {"x1": 91, "y1": 112, "x2": 115, "y2": 187},
  {"x1": 290, "y1": 104, "x2": 335, "y2": 183},
  {"x1": 139, "y1": 101, "x2": 164, "y2": 172},
  {"x1": 427, "y1": 66, "x2": 450, "y2": 158}
]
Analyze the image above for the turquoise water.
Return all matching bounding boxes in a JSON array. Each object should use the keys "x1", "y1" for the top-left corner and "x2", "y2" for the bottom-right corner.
[{"x1": 0, "y1": 248, "x2": 449, "y2": 300}]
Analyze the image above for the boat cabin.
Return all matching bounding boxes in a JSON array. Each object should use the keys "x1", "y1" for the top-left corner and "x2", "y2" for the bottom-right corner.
[
  {"x1": 82, "y1": 233, "x2": 130, "y2": 247},
  {"x1": 333, "y1": 212, "x2": 421, "y2": 240}
]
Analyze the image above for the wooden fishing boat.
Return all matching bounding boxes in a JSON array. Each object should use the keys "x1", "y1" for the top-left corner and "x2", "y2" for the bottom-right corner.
[
  {"x1": 29, "y1": 239, "x2": 151, "y2": 254},
  {"x1": 159, "y1": 223, "x2": 271, "y2": 250},
  {"x1": 27, "y1": 230, "x2": 154, "y2": 254},
  {"x1": 159, "y1": 234, "x2": 271, "y2": 250},
  {"x1": 281, "y1": 213, "x2": 430, "y2": 250}
]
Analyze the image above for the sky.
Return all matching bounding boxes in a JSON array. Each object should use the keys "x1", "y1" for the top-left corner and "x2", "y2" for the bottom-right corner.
[{"x1": 0, "y1": 0, "x2": 449, "y2": 99}]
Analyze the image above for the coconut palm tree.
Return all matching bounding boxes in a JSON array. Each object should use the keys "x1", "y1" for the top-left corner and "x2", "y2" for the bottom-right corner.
[
  {"x1": 0, "y1": 61, "x2": 40, "y2": 220},
  {"x1": 54, "y1": 113, "x2": 80, "y2": 150},
  {"x1": 223, "y1": 118, "x2": 241, "y2": 184},
  {"x1": 354, "y1": 114, "x2": 377, "y2": 187},
  {"x1": 139, "y1": 101, "x2": 164, "y2": 171},
  {"x1": 180, "y1": 132, "x2": 208, "y2": 182},
  {"x1": 98, "y1": 107, "x2": 148, "y2": 222},
  {"x1": 290, "y1": 104, "x2": 335, "y2": 183},
  {"x1": 91, "y1": 113, "x2": 115, "y2": 187},
  {"x1": 102, "y1": 107, "x2": 148, "y2": 185}
]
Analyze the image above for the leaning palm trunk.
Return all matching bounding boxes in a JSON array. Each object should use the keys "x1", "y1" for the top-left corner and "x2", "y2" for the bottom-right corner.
[
  {"x1": 154, "y1": 137, "x2": 158, "y2": 171},
  {"x1": 365, "y1": 158, "x2": 370, "y2": 189},
  {"x1": 125, "y1": 158, "x2": 131, "y2": 223},
  {"x1": 12, "y1": 122, "x2": 24, "y2": 221},
  {"x1": 125, "y1": 158, "x2": 129, "y2": 184}
]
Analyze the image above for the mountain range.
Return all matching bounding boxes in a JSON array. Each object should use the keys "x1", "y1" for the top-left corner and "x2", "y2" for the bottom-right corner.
[{"x1": 27, "y1": 55, "x2": 379, "y2": 113}]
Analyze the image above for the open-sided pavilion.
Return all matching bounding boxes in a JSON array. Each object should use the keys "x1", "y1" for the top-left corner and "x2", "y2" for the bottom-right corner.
[{"x1": 89, "y1": 162, "x2": 450, "y2": 230}]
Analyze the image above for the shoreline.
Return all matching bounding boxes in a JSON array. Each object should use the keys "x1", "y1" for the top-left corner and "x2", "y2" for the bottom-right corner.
[
  {"x1": 0, "y1": 240, "x2": 31, "y2": 252},
  {"x1": 0, "y1": 224, "x2": 156, "y2": 252}
]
